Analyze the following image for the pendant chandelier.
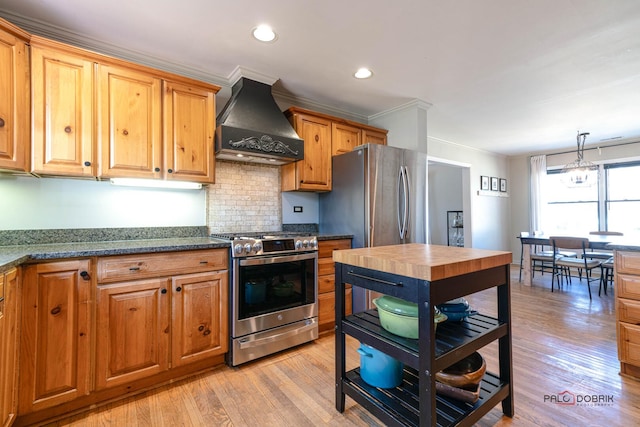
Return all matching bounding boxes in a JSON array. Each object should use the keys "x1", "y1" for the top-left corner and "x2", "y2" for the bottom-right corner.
[{"x1": 561, "y1": 131, "x2": 598, "y2": 187}]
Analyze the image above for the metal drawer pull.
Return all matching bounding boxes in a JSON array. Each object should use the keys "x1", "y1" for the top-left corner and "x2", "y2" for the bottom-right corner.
[
  {"x1": 129, "y1": 267, "x2": 140, "y2": 271},
  {"x1": 347, "y1": 271, "x2": 403, "y2": 287},
  {"x1": 199, "y1": 260, "x2": 208, "y2": 264}
]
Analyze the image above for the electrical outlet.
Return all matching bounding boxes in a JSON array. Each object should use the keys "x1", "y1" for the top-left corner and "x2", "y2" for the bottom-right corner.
[{"x1": 293, "y1": 206, "x2": 303, "y2": 213}]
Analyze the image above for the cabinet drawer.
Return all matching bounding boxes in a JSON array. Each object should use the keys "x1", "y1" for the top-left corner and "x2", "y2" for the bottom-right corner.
[
  {"x1": 618, "y1": 298, "x2": 640, "y2": 324},
  {"x1": 318, "y1": 257, "x2": 335, "y2": 277},
  {"x1": 318, "y1": 288, "x2": 352, "y2": 327},
  {"x1": 318, "y1": 239, "x2": 351, "y2": 259},
  {"x1": 97, "y1": 249, "x2": 228, "y2": 283},
  {"x1": 616, "y1": 251, "x2": 640, "y2": 275},
  {"x1": 617, "y1": 273, "x2": 640, "y2": 300},
  {"x1": 618, "y1": 322, "x2": 640, "y2": 366},
  {"x1": 318, "y1": 274, "x2": 351, "y2": 294}
]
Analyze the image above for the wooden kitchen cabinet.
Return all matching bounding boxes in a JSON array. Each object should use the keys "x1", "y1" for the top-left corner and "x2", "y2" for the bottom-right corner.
[
  {"x1": 97, "y1": 63, "x2": 219, "y2": 183},
  {"x1": 331, "y1": 122, "x2": 361, "y2": 156},
  {"x1": 95, "y1": 249, "x2": 228, "y2": 389},
  {"x1": 97, "y1": 62, "x2": 163, "y2": 179},
  {"x1": 615, "y1": 250, "x2": 640, "y2": 379},
  {"x1": 362, "y1": 127, "x2": 387, "y2": 146},
  {"x1": 282, "y1": 109, "x2": 332, "y2": 191},
  {"x1": 0, "y1": 268, "x2": 20, "y2": 427},
  {"x1": 171, "y1": 271, "x2": 228, "y2": 367},
  {"x1": 317, "y1": 238, "x2": 352, "y2": 333},
  {"x1": 282, "y1": 107, "x2": 387, "y2": 192},
  {"x1": 28, "y1": 34, "x2": 219, "y2": 182},
  {"x1": 30, "y1": 38, "x2": 95, "y2": 177},
  {"x1": 95, "y1": 277, "x2": 171, "y2": 389},
  {"x1": 19, "y1": 260, "x2": 92, "y2": 414},
  {"x1": 0, "y1": 18, "x2": 30, "y2": 173},
  {"x1": 163, "y1": 80, "x2": 216, "y2": 183}
]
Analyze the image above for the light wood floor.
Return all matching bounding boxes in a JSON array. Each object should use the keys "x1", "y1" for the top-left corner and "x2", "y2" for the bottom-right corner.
[{"x1": 45, "y1": 267, "x2": 640, "y2": 427}]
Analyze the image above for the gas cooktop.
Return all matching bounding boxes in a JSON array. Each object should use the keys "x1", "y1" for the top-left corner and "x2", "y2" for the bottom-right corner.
[{"x1": 211, "y1": 232, "x2": 318, "y2": 257}]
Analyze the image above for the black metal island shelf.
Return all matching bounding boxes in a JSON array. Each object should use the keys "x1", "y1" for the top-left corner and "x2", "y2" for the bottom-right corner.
[{"x1": 334, "y1": 244, "x2": 514, "y2": 427}]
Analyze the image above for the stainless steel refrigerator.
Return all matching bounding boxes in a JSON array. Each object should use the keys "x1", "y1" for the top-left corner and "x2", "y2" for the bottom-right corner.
[{"x1": 319, "y1": 143, "x2": 428, "y2": 312}]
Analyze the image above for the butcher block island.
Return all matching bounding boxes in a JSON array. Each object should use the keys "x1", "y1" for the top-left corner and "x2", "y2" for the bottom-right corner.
[{"x1": 333, "y1": 244, "x2": 514, "y2": 427}]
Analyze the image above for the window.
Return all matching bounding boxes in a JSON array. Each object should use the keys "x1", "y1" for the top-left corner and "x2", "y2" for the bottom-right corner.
[
  {"x1": 605, "y1": 162, "x2": 640, "y2": 236},
  {"x1": 544, "y1": 161, "x2": 640, "y2": 235},
  {"x1": 545, "y1": 170, "x2": 598, "y2": 234}
]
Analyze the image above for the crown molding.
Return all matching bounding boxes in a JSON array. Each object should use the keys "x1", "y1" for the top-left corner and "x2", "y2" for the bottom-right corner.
[
  {"x1": 227, "y1": 66, "x2": 279, "y2": 86},
  {"x1": 0, "y1": 10, "x2": 227, "y2": 87},
  {"x1": 368, "y1": 99, "x2": 432, "y2": 121},
  {"x1": 0, "y1": 9, "x2": 413, "y2": 124},
  {"x1": 272, "y1": 90, "x2": 369, "y2": 123}
]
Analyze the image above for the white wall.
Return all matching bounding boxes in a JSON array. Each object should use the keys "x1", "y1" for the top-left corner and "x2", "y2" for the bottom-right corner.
[
  {"x1": 0, "y1": 165, "x2": 319, "y2": 233},
  {"x1": 427, "y1": 137, "x2": 511, "y2": 252},
  {"x1": 428, "y1": 164, "x2": 464, "y2": 246},
  {"x1": 282, "y1": 192, "x2": 319, "y2": 224},
  {"x1": 369, "y1": 100, "x2": 429, "y2": 153},
  {"x1": 0, "y1": 175, "x2": 205, "y2": 230}
]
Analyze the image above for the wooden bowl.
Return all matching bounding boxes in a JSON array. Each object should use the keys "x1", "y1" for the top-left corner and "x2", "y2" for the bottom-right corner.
[{"x1": 435, "y1": 352, "x2": 486, "y2": 388}]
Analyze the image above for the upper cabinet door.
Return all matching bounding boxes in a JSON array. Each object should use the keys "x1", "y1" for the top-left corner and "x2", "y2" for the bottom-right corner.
[
  {"x1": 163, "y1": 80, "x2": 216, "y2": 183},
  {"x1": 332, "y1": 122, "x2": 361, "y2": 156},
  {"x1": 31, "y1": 42, "x2": 95, "y2": 177},
  {"x1": 97, "y1": 64, "x2": 162, "y2": 178},
  {"x1": 0, "y1": 22, "x2": 29, "y2": 172},
  {"x1": 362, "y1": 128, "x2": 387, "y2": 146},
  {"x1": 283, "y1": 112, "x2": 332, "y2": 191}
]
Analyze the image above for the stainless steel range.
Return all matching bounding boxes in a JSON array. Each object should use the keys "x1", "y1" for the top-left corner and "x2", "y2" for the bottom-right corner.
[{"x1": 212, "y1": 232, "x2": 318, "y2": 366}]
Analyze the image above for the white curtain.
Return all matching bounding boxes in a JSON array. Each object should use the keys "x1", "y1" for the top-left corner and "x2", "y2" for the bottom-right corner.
[{"x1": 530, "y1": 155, "x2": 547, "y2": 233}]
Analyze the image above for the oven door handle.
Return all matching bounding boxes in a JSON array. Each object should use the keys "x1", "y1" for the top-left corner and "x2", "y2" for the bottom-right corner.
[
  {"x1": 238, "y1": 252, "x2": 317, "y2": 266},
  {"x1": 238, "y1": 320, "x2": 317, "y2": 349}
]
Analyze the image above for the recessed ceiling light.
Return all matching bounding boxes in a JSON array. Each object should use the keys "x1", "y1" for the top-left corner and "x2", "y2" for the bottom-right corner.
[
  {"x1": 354, "y1": 68, "x2": 373, "y2": 79},
  {"x1": 252, "y1": 24, "x2": 277, "y2": 42}
]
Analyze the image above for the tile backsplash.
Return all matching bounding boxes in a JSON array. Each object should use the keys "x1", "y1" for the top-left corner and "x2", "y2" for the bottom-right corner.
[{"x1": 207, "y1": 161, "x2": 281, "y2": 233}]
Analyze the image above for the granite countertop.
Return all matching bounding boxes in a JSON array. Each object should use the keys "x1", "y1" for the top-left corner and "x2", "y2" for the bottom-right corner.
[
  {"x1": 606, "y1": 238, "x2": 640, "y2": 252},
  {"x1": 0, "y1": 237, "x2": 230, "y2": 272},
  {"x1": 0, "y1": 225, "x2": 353, "y2": 272}
]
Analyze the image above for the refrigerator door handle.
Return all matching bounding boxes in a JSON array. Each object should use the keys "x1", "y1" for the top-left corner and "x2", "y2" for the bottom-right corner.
[
  {"x1": 401, "y1": 166, "x2": 410, "y2": 239},
  {"x1": 397, "y1": 167, "x2": 404, "y2": 239}
]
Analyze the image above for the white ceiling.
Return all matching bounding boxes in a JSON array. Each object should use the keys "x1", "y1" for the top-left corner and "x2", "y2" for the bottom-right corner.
[{"x1": 2, "y1": 0, "x2": 640, "y2": 156}]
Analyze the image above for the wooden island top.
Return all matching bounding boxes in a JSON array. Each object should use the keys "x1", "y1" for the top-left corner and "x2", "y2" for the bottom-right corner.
[{"x1": 333, "y1": 243, "x2": 512, "y2": 281}]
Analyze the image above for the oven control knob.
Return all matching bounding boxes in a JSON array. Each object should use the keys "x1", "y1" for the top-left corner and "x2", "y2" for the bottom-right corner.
[
  {"x1": 234, "y1": 244, "x2": 244, "y2": 255},
  {"x1": 302, "y1": 239, "x2": 309, "y2": 248},
  {"x1": 253, "y1": 242, "x2": 262, "y2": 253},
  {"x1": 244, "y1": 243, "x2": 252, "y2": 254},
  {"x1": 310, "y1": 238, "x2": 318, "y2": 249},
  {"x1": 295, "y1": 240, "x2": 303, "y2": 250}
]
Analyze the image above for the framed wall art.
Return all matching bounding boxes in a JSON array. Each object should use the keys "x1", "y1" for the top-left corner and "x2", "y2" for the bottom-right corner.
[
  {"x1": 500, "y1": 178, "x2": 507, "y2": 192},
  {"x1": 480, "y1": 176, "x2": 489, "y2": 190},
  {"x1": 491, "y1": 177, "x2": 499, "y2": 191}
]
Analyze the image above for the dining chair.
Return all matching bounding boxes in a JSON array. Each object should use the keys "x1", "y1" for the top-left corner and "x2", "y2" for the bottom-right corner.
[
  {"x1": 585, "y1": 231, "x2": 623, "y2": 261},
  {"x1": 549, "y1": 236, "x2": 603, "y2": 299},
  {"x1": 519, "y1": 232, "x2": 558, "y2": 282},
  {"x1": 599, "y1": 256, "x2": 615, "y2": 296}
]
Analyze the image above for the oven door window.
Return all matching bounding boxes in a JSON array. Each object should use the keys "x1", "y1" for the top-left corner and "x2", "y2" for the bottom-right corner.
[{"x1": 238, "y1": 256, "x2": 315, "y2": 320}]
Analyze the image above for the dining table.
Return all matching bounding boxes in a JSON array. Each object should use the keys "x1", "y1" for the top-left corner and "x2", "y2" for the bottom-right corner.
[{"x1": 518, "y1": 233, "x2": 623, "y2": 286}]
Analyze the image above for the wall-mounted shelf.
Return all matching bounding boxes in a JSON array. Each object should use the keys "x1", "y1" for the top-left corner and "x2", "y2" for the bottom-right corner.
[{"x1": 477, "y1": 190, "x2": 509, "y2": 198}]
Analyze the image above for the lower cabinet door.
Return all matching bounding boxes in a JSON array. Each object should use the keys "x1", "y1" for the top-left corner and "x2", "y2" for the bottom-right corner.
[
  {"x1": 19, "y1": 260, "x2": 92, "y2": 413},
  {"x1": 1, "y1": 268, "x2": 19, "y2": 426},
  {"x1": 96, "y1": 278, "x2": 171, "y2": 389},
  {"x1": 171, "y1": 271, "x2": 228, "y2": 367}
]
